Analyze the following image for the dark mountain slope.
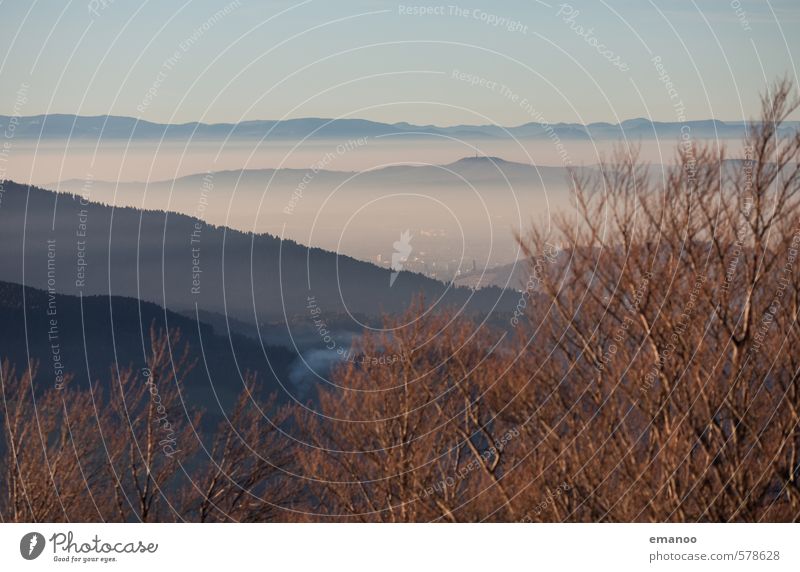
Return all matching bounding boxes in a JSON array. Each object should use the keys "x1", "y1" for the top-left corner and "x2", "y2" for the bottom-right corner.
[
  {"x1": 0, "y1": 280, "x2": 298, "y2": 420},
  {"x1": 0, "y1": 181, "x2": 516, "y2": 326}
]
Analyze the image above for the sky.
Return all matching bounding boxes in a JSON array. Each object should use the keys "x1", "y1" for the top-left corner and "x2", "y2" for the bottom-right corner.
[{"x1": 0, "y1": 0, "x2": 798, "y2": 126}]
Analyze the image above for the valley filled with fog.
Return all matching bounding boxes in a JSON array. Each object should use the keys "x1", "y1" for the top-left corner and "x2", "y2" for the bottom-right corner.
[{"x1": 8, "y1": 134, "x2": 744, "y2": 284}]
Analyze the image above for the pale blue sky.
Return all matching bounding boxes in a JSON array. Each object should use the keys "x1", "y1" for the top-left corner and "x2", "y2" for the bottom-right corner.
[{"x1": 1, "y1": 0, "x2": 798, "y2": 125}]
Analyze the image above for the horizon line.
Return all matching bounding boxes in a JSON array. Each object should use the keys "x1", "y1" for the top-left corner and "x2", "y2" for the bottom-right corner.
[{"x1": 2, "y1": 112, "x2": 793, "y2": 131}]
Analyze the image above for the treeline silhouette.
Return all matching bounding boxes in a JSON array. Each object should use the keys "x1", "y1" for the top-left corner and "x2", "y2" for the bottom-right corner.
[{"x1": 2, "y1": 82, "x2": 800, "y2": 522}]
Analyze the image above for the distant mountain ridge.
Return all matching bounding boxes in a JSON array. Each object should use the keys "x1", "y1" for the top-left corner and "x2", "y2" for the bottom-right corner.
[
  {"x1": 2, "y1": 114, "x2": 797, "y2": 141},
  {"x1": 49, "y1": 156, "x2": 577, "y2": 272},
  {"x1": 55, "y1": 155, "x2": 571, "y2": 188}
]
